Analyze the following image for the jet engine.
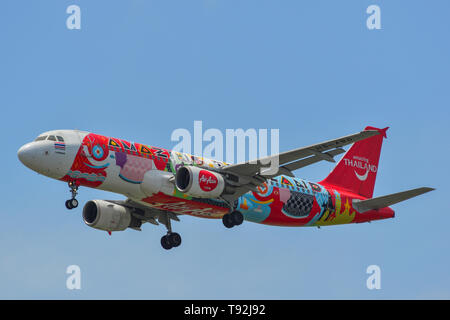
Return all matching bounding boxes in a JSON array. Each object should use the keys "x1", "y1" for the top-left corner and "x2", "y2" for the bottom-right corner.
[
  {"x1": 82, "y1": 200, "x2": 141, "y2": 232},
  {"x1": 175, "y1": 166, "x2": 229, "y2": 198}
]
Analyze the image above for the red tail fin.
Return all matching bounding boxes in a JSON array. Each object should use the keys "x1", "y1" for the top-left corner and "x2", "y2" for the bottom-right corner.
[{"x1": 320, "y1": 126, "x2": 388, "y2": 198}]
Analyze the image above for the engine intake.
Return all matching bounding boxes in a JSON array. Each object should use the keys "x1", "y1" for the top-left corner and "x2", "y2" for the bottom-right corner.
[
  {"x1": 83, "y1": 200, "x2": 141, "y2": 232},
  {"x1": 175, "y1": 166, "x2": 228, "y2": 198}
]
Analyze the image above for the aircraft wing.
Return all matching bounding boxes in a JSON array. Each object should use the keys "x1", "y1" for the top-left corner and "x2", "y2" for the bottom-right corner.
[
  {"x1": 106, "y1": 199, "x2": 179, "y2": 230},
  {"x1": 218, "y1": 129, "x2": 381, "y2": 200}
]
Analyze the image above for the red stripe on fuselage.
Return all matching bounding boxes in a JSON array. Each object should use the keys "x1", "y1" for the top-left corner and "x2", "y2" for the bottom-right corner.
[{"x1": 141, "y1": 192, "x2": 228, "y2": 219}]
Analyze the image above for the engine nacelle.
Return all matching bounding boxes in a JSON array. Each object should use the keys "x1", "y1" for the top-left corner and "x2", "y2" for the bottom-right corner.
[
  {"x1": 82, "y1": 200, "x2": 140, "y2": 232},
  {"x1": 175, "y1": 166, "x2": 226, "y2": 198},
  {"x1": 140, "y1": 170, "x2": 174, "y2": 196}
]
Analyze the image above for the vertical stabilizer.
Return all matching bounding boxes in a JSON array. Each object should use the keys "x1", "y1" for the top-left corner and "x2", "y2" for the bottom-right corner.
[{"x1": 320, "y1": 126, "x2": 388, "y2": 198}]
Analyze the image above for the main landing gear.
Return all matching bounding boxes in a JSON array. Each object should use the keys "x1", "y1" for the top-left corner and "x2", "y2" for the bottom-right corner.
[
  {"x1": 160, "y1": 214, "x2": 182, "y2": 250},
  {"x1": 161, "y1": 232, "x2": 182, "y2": 250},
  {"x1": 222, "y1": 210, "x2": 244, "y2": 229},
  {"x1": 65, "y1": 181, "x2": 79, "y2": 210}
]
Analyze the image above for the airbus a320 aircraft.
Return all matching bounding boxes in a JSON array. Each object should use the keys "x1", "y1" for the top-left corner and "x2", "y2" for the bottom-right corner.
[{"x1": 18, "y1": 126, "x2": 433, "y2": 250}]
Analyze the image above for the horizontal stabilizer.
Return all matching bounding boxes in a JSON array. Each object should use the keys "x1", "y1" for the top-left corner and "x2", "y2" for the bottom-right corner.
[{"x1": 353, "y1": 187, "x2": 434, "y2": 213}]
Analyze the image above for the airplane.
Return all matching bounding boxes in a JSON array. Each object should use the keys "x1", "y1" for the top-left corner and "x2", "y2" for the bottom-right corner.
[{"x1": 17, "y1": 126, "x2": 433, "y2": 250}]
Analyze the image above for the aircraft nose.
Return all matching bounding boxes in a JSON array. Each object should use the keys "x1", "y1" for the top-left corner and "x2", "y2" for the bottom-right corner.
[{"x1": 17, "y1": 143, "x2": 36, "y2": 168}]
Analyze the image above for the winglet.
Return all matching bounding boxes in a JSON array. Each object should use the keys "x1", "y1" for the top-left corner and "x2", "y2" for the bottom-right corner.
[{"x1": 366, "y1": 126, "x2": 389, "y2": 139}]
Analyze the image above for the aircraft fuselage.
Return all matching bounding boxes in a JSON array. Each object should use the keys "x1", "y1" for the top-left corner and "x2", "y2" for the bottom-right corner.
[{"x1": 17, "y1": 129, "x2": 395, "y2": 228}]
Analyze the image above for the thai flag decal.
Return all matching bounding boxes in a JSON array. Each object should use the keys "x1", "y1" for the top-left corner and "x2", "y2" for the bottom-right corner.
[{"x1": 54, "y1": 142, "x2": 66, "y2": 154}]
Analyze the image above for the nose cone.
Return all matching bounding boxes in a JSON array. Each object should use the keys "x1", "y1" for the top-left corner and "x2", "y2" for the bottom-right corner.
[
  {"x1": 18, "y1": 138, "x2": 77, "y2": 179},
  {"x1": 17, "y1": 143, "x2": 36, "y2": 170},
  {"x1": 17, "y1": 142, "x2": 54, "y2": 176}
]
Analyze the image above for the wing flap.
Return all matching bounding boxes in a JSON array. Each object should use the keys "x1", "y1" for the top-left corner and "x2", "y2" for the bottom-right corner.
[{"x1": 281, "y1": 148, "x2": 345, "y2": 173}]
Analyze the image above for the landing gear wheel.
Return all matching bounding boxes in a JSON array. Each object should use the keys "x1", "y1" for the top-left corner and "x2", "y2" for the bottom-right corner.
[
  {"x1": 231, "y1": 211, "x2": 244, "y2": 226},
  {"x1": 169, "y1": 232, "x2": 182, "y2": 247},
  {"x1": 70, "y1": 199, "x2": 78, "y2": 208},
  {"x1": 222, "y1": 214, "x2": 234, "y2": 228},
  {"x1": 160, "y1": 214, "x2": 182, "y2": 250},
  {"x1": 161, "y1": 235, "x2": 173, "y2": 250},
  {"x1": 65, "y1": 200, "x2": 73, "y2": 210},
  {"x1": 65, "y1": 199, "x2": 78, "y2": 210}
]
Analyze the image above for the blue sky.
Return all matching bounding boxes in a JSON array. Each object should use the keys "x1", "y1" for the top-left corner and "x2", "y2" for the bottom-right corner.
[{"x1": 1, "y1": 0, "x2": 449, "y2": 299}]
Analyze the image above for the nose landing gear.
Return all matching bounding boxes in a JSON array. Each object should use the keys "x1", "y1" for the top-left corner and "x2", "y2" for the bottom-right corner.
[{"x1": 65, "y1": 181, "x2": 79, "y2": 210}]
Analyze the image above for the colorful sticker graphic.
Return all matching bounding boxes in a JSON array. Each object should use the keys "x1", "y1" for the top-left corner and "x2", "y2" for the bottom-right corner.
[
  {"x1": 282, "y1": 192, "x2": 315, "y2": 218},
  {"x1": 116, "y1": 152, "x2": 153, "y2": 184},
  {"x1": 62, "y1": 133, "x2": 109, "y2": 188},
  {"x1": 316, "y1": 190, "x2": 356, "y2": 226},
  {"x1": 281, "y1": 176, "x2": 293, "y2": 186}
]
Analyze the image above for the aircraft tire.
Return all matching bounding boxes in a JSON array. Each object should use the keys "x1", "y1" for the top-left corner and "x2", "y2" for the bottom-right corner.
[
  {"x1": 161, "y1": 235, "x2": 173, "y2": 250},
  {"x1": 65, "y1": 200, "x2": 73, "y2": 210},
  {"x1": 70, "y1": 199, "x2": 78, "y2": 208},
  {"x1": 231, "y1": 211, "x2": 244, "y2": 226},
  {"x1": 169, "y1": 232, "x2": 182, "y2": 247},
  {"x1": 222, "y1": 214, "x2": 234, "y2": 228}
]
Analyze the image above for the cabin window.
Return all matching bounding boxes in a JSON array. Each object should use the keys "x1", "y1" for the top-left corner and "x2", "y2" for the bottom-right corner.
[{"x1": 34, "y1": 136, "x2": 47, "y2": 141}]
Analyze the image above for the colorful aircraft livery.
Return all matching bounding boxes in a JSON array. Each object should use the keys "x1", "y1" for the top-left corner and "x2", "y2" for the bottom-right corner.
[{"x1": 17, "y1": 127, "x2": 433, "y2": 250}]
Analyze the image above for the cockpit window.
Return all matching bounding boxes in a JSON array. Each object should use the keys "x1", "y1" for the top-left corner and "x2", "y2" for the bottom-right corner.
[
  {"x1": 56, "y1": 136, "x2": 64, "y2": 142},
  {"x1": 47, "y1": 135, "x2": 56, "y2": 141},
  {"x1": 34, "y1": 136, "x2": 47, "y2": 141}
]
